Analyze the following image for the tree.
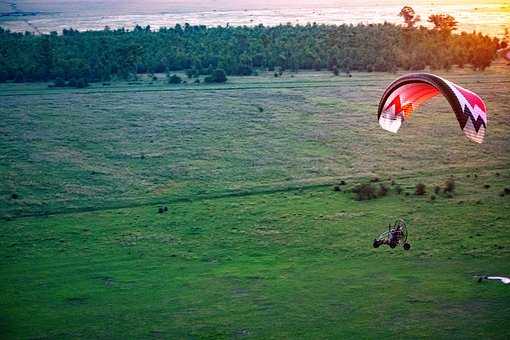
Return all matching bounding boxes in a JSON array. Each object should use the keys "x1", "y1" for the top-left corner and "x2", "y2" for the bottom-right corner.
[
  {"x1": 399, "y1": 6, "x2": 420, "y2": 29},
  {"x1": 428, "y1": 14, "x2": 458, "y2": 34}
]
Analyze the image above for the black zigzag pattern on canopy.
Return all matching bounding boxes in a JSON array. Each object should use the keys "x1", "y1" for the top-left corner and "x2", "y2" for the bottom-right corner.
[{"x1": 459, "y1": 105, "x2": 486, "y2": 132}]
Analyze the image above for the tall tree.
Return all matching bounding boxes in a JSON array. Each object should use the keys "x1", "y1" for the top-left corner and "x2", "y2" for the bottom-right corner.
[
  {"x1": 428, "y1": 14, "x2": 458, "y2": 34},
  {"x1": 399, "y1": 6, "x2": 420, "y2": 29}
]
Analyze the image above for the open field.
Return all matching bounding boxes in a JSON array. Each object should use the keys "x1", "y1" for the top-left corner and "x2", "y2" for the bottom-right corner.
[
  {"x1": 1, "y1": 64, "x2": 510, "y2": 217},
  {"x1": 1, "y1": 63, "x2": 510, "y2": 338}
]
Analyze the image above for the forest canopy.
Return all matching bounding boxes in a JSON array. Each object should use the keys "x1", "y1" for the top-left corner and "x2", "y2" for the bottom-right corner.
[{"x1": 0, "y1": 21, "x2": 501, "y2": 83}]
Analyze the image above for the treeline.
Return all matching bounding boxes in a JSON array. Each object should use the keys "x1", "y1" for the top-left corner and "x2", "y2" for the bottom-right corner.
[{"x1": 0, "y1": 22, "x2": 501, "y2": 83}]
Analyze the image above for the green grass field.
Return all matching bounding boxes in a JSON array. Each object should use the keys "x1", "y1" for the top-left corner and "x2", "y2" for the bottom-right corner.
[{"x1": 1, "y1": 63, "x2": 510, "y2": 338}]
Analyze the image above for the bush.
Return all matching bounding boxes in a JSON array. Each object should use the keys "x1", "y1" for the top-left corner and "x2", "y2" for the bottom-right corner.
[
  {"x1": 75, "y1": 78, "x2": 88, "y2": 88},
  {"x1": 53, "y1": 77, "x2": 66, "y2": 87},
  {"x1": 378, "y1": 184, "x2": 388, "y2": 197},
  {"x1": 333, "y1": 185, "x2": 341, "y2": 192},
  {"x1": 68, "y1": 78, "x2": 88, "y2": 88},
  {"x1": 483, "y1": 184, "x2": 490, "y2": 189},
  {"x1": 167, "y1": 74, "x2": 182, "y2": 84},
  {"x1": 444, "y1": 178, "x2": 455, "y2": 193},
  {"x1": 353, "y1": 183, "x2": 377, "y2": 201},
  {"x1": 395, "y1": 185, "x2": 403, "y2": 195},
  {"x1": 206, "y1": 69, "x2": 227, "y2": 83},
  {"x1": 434, "y1": 186, "x2": 441, "y2": 194},
  {"x1": 415, "y1": 183, "x2": 426, "y2": 195}
]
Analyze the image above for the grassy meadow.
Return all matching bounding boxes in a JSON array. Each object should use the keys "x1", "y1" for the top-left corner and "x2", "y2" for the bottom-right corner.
[{"x1": 1, "y1": 63, "x2": 510, "y2": 338}]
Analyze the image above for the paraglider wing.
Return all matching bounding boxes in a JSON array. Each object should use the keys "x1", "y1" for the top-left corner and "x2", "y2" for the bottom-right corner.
[
  {"x1": 499, "y1": 47, "x2": 510, "y2": 62},
  {"x1": 377, "y1": 73, "x2": 487, "y2": 143}
]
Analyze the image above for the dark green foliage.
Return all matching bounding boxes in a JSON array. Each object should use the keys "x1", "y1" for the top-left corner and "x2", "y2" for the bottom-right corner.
[
  {"x1": 415, "y1": 183, "x2": 427, "y2": 195},
  {"x1": 444, "y1": 178, "x2": 456, "y2": 194},
  {"x1": 378, "y1": 184, "x2": 388, "y2": 197},
  {"x1": 204, "y1": 69, "x2": 227, "y2": 83},
  {"x1": 0, "y1": 24, "x2": 498, "y2": 83},
  {"x1": 53, "y1": 77, "x2": 66, "y2": 87},
  {"x1": 353, "y1": 183, "x2": 377, "y2": 201},
  {"x1": 395, "y1": 185, "x2": 403, "y2": 195},
  {"x1": 167, "y1": 74, "x2": 182, "y2": 84},
  {"x1": 67, "y1": 77, "x2": 89, "y2": 88}
]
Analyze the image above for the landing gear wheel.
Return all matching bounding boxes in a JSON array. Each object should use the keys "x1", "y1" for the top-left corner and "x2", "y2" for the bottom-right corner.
[
  {"x1": 373, "y1": 239, "x2": 381, "y2": 248},
  {"x1": 403, "y1": 243, "x2": 411, "y2": 250},
  {"x1": 389, "y1": 242, "x2": 397, "y2": 249}
]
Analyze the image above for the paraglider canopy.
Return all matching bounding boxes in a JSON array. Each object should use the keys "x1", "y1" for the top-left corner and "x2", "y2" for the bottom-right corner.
[
  {"x1": 377, "y1": 73, "x2": 487, "y2": 143},
  {"x1": 499, "y1": 47, "x2": 510, "y2": 62}
]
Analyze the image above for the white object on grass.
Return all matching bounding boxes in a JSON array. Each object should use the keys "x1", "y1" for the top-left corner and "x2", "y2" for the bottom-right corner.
[
  {"x1": 486, "y1": 276, "x2": 510, "y2": 284},
  {"x1": 478, "y1": 276, "x2": 510, "y2": 284}
]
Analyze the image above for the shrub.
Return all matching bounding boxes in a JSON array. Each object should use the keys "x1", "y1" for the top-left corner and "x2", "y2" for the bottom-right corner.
[
  {"x1": 11, "y1": 193, "x2": 18, "y2": 199},
  {"x1": 75, "y1": 78, "x2": 88, "y2": 88},
  {"x1": 378, "y1": 184, "x2": 388, "y2": 197},
  {"x1": 194, "y1": 78, "x2": 200, "y2": 84},
  {"x1": 353, "y1": 183, "x2": 377, "y2": 201},
  {"x1": 415, "y1": 183, "x2": 426, "y2": 195},
  {"x1": 167, "y1": 74, "x2": 182, "y2": 84},
  {"x1": 395, "y1": 185, "x2": 403, "y2": 195},
  {"x1": 68, "y1": 78, "x2": 77, "y2": 87},
  {"x1": 434, "y1": 186, "x2": 441, "y2": 194},
  {"x1": 444, "y1": 178, "x2": 455, "y2": 193},
  {"x1": 333, "y1": 185, "x2": 341, "y2": 192},
  {"x1": 483, "y1": 184, "x2": 490, "y2": 189},
  {"x1": 430, "y1": 194, "x2": 436, "y2": 201},
  {"x1": 53, "y1": 77, "x2": 66, "y2": 87},
  {"x1": 505, "y1": 188, "x2": 510, "y2": 195},
  {"x1": 205, "y1": 69, "x2": 227, "y2": 83},
  {"x1": 158, "y1": 207, "x2": 164, "y2": 213}
]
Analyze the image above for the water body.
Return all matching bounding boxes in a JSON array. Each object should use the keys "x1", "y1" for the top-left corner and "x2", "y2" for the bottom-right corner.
[{"x1": 0, "y1": 0, "x2": 508, "y2": 37}]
